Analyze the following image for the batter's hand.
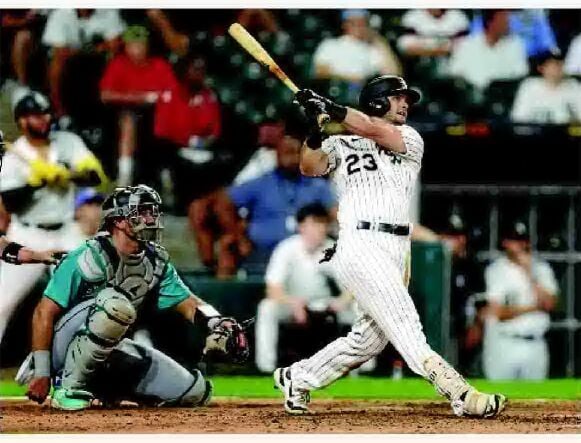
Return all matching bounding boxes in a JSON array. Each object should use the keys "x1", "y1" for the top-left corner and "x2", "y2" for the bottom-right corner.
[{"x1": 27, "y1": 376, "x2": 51, "y2": 404}]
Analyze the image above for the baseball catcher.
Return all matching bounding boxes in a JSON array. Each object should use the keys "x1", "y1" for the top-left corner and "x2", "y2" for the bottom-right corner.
[{"x1": 16, "y1": 184, "x2": 249, "y2": 410}]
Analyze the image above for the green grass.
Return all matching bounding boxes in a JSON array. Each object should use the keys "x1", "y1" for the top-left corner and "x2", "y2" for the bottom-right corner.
[{"x1": 1, "y1": 376, "x2": 579, "y2": 400}]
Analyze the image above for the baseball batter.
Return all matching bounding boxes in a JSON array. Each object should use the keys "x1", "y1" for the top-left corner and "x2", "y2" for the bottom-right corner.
[
  {"x1": 275, "y1": 75, "x2": 506, "y2": 418},
  {"x1": 18, "y1": 185, "x2": 249, "y2": 410},
  {"x1": 0, "y1": 91, "x2": 107, "y2": 344}
]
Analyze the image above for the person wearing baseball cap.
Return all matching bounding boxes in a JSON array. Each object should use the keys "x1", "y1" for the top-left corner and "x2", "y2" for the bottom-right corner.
[
  {"x1": 511, "y1": 48, "x2": 581, "y2": 124},
  {"x1": 482, "y1": 220, "x2": 559, "y2": 380},
  {"x1": 100, "y1": 24, "x2": 179, "y2": 187},
  {"x1": 72, "y1": 188, "x2": 105, "y2": 240}
]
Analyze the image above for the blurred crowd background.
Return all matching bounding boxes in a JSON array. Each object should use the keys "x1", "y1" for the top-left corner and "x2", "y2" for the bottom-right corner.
[{"x1": 1, "y1": 8, "x2": 580, "y2": 379}]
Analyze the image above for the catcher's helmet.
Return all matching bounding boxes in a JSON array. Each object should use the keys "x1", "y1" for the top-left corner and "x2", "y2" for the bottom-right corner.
[
  {"x1": 359, "y1": 75, "x2": 421, "y2": 117},
  {"x1": 101, "y1": 185, "x2": 164, "y2": 242},
  {"x1": 13, "y1": 91, "x2": 52, "y2": 122}
]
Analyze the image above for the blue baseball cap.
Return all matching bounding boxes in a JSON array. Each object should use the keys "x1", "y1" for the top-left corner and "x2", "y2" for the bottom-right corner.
[
  {"x1": 341, "y1": 9, "x2": 369, "y2": 21},
  {"x1": 75, "y1": 188, "x2": 105, "y2": 210}
]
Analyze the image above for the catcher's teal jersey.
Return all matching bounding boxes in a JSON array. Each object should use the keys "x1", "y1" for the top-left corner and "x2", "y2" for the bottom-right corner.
[{"x1": 44, "y1": 235, "x2": 191, "y2": 311}]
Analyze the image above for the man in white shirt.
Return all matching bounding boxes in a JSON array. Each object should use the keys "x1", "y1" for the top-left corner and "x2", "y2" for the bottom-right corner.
[
  {"x1": 449, "y1": 10, "x2": 528, "y2": 90},
  {"x1": 255, "y1": 203, "x2": 353, "y2": 373},
  {"x1": 483, "y1": 221, "x2": 558, "y2": 380},
  {"x1": 42, "y1": 9, "x2": 125, "y2": 115},
  {"x1": 313, "y1": 9, "x2": 402, "y2": 84},
  {"x1": 564, "y1": 33, "x2": 581, "y2": 76},
  {"x1": 511, "y1": 49, "x2": 581, "y2": 124},
  {"x1": 397, "y1": 9, "x2": 469, "y2": 77}
]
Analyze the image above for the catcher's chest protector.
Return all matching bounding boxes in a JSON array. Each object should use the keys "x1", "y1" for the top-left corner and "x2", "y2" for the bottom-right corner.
[{"x1": 85, "y1": 234, "x2": 169, "y2": 309}]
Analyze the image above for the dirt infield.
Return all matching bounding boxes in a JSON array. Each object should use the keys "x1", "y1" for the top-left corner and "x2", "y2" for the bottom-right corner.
[{"x1": 1, "y1": 398, "x2": 579, "y2": 433}]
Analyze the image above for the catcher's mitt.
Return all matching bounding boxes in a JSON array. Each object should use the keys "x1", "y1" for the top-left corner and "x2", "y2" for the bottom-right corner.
[{"x1": 203, "y1": 317, "x2": 251, "y2": 364}]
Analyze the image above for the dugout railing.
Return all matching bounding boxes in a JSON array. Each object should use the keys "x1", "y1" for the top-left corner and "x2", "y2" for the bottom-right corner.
[{"x1": 422, "y1": 184, "x2": 581, "y2": 377}]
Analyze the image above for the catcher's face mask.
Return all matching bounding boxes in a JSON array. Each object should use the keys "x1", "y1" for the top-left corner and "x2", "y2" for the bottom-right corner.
[{"x1": 127, "y1": 201, "x2": 163, "y2": 243}]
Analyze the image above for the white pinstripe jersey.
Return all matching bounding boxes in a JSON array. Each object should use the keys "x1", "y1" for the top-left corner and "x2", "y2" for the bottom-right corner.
[{"x1": 321, "y1": 124, "x2": 424, "y2": 229}]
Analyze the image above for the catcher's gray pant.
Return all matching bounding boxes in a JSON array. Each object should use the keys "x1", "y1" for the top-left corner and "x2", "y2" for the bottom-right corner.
[{"x1": 51, "y1": 298, "x2": 210, "y2": 406}]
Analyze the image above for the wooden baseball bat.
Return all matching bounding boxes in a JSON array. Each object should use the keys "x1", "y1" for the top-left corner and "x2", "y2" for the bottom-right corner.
[{"x1": 228, "y1": 23, "x2": 330, "y2": 127}]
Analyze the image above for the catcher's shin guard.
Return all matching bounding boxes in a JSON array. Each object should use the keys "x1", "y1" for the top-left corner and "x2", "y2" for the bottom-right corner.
[{"x1": 61, "y1": 288, "x2": 136, "y2": 390}]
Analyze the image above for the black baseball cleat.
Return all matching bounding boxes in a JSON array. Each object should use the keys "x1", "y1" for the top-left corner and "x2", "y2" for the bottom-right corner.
[
  {"x1": 482, "y1": 394, "x2": 507, "y2": 418},
  {"x1": 273, "y1": 367, "x2": 311, "y2": 415}
]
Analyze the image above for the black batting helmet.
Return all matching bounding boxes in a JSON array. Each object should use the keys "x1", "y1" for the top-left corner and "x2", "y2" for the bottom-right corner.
[
  {"x1": 359, "y1": 75, "x2": 421, "y2": 117},
  {"x1": 13, "y1": 91, "x2": 52, "y2": 122}
]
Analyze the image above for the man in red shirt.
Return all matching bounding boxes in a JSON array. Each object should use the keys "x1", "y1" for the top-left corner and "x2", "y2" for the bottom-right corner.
[
  {"x1": 100, "y1": 25, "x2": 178, "y2": 186},
  {"x1": 154, "y1": 55, "x2": 221, "y2": 148}
]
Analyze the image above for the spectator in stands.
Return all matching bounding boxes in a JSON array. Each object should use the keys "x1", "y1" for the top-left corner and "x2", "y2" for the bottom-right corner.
[
  {"x1": 313, "y1": 9, "x2": 402, "y2": 84},
  {"x1": 155, "y1": 55, "x2": 221, "y2": 151},
  {"x1": 255, "y1": 203, "x2": 354, "y2": 373},
  {"x1": 564, "y1": 33, "x2": 581, "y2": 76},
  {"x1": 99, "y1": 25, "x2": 179, "y2": 186},
  {"x1": 470, "y1": 9, "x2": 558, "y2": 58},
  {"x1": 449, "y1": 10, "x2": 528, "y2": 90},
  {"x1": 237, "y1": 9, "x2": 279, "y2": 34},
  {"x1": 482, "y1": 221, "x2": 558, "y2": 380},
  {"x1": 228, "y1": 132, "x2": 337, "y2": 272},
  {"x1": 397, "y1": 9, "x2": 470, "y2": 76},
  {"x1": 42, "y1": 9, "x2": 125, "y2": 116},
  {"x1": 511, "y1": 49, "x2": 581, "y2": 124},
  {"x1": 233, "y1": 120, "x2": 285, "y2": 185},
  {"x1": 1, "y1": 10, "x2": 45, "y2": 87},
  {"x1": 71, "y1": 188, "x2": 105, "y2": 242}
]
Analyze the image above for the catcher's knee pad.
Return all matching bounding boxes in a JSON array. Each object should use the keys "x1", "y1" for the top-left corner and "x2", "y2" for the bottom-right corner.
[
  {"x1": 178, "y1": 371, "x2": 213, "y2": 407},
  {"x1": 88, "y1": 287, "x2": 137, "y2": 345},
  {"x1": 61, "y1": 289, "x2": 136, "y2": 390},
  {"x1": 423, "y1": 355, "x2": 470, "y2": 402}
]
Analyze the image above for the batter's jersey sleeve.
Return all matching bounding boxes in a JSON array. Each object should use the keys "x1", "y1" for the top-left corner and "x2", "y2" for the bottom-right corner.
[
  {"x1": 157, "y1": 262, "x2": 191, "y2": 310},
  {"x1": 44, "y1": 247, "x2": 88, "y2": 309},
  {"x1": 398, "y1": 125, "x2": 424, "y2": 165}
]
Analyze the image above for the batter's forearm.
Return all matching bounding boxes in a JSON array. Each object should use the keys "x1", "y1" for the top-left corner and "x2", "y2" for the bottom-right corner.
[{"x1": 343, "y1": 108, "x2": 406, "y2": 153}]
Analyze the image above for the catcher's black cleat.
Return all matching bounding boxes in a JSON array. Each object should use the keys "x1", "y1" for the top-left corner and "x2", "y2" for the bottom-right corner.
[{"x1": 274, "y1": 367, "x2": 310, "y2": 415}]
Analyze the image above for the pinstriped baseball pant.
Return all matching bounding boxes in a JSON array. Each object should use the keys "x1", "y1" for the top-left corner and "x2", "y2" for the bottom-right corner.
[{"x1": 291, "y1": 229, "x2": 437, "y2": 391}]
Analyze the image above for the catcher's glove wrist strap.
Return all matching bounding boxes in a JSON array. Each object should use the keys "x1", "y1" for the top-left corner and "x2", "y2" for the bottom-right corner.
[
  {"x1": 1, "y1": 241, "x2": 23, "y2": 264},
  {"x1": 32, "y1": 350, "x2": 51, "y2": 377}
]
